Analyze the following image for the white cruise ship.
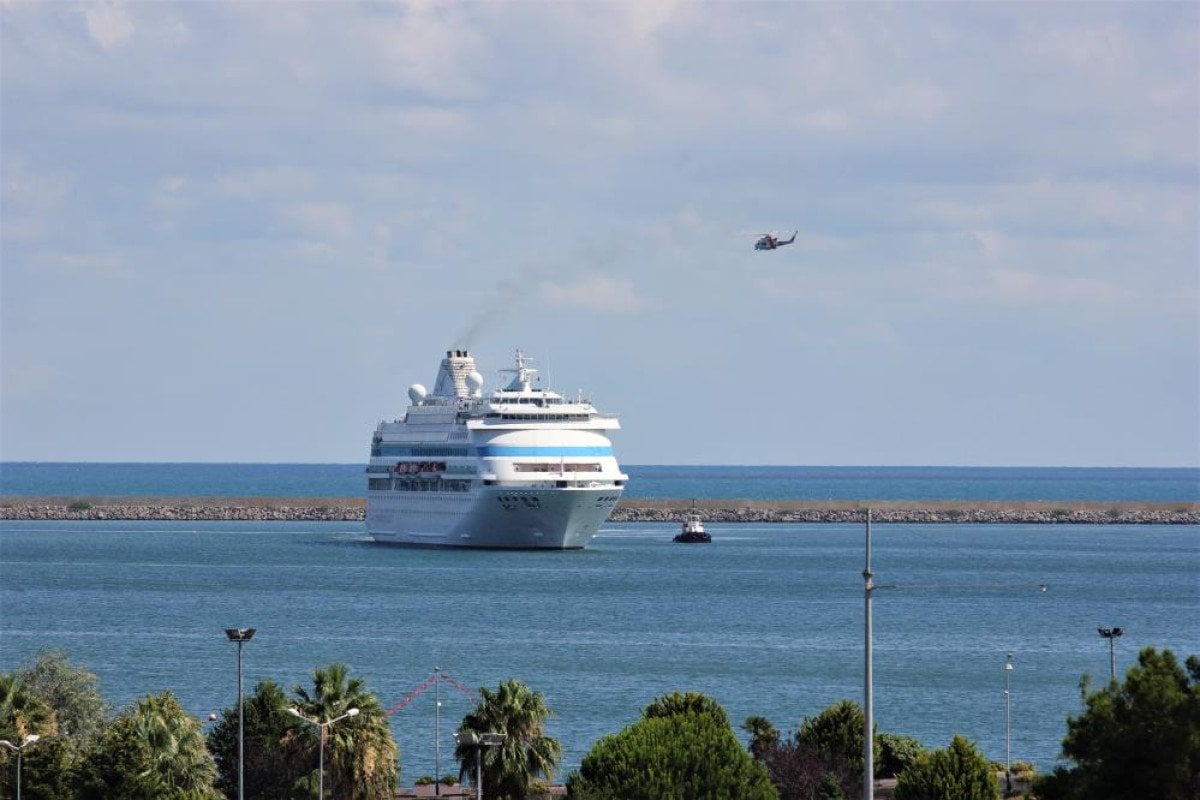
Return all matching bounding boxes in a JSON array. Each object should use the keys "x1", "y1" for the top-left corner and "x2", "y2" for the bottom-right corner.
[{"x1": 365, "y1": 349, "x2": 627, "y2": 548}]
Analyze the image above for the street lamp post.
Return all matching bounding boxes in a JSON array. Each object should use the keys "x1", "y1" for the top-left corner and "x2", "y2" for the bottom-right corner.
[
  {"x1": 434, "y1": 668, "x2": 441, "y2": 796},
  {"x1": 0, "y1": 734, "x2": 40, "y2": 800},
  {"x1": 1098, "y1": 627, "x2": 1124, "y2": 682},
  {"x1": 453, "y1": 731, "x2": 506, "y2": 800},
  {"x1": 287, "y1": 707, "x2": 360, "y2": 800},
  {"x1": 1004, "y1": 653, "x2": 1014, "y2": 796},
  {"x1": 224, "y1": 627, "x2": 256, "y2": 800},
  {"x1": 863, "y1": 509, "x2": 875, "y2": 800}
]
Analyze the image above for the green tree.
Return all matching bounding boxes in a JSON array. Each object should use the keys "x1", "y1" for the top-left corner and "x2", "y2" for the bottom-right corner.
[
  {"x1": 877, "y1": 732, "x2": 927, "y2": 779},
  {"x1": 455, "y1": 679, "x2": 561, "y2": 800},
  {"x1": 76, "y1": 691, "x2": 220, "y2": 800},
  {"x1": 0, "y1": 673, "x2": 56, "y2": 740},
  {"x1": 567, "y1": 707, "x2": 777, "y2": 799},
  {"x1": 209, "y1": 678, "x2": 310, "y2": 800},
  {"x1": 291, "y1": 662, "x2": 398, "y2": 800},
  {"x1": 642, "y1": 691, "x2": 730, "y2": 726},
  {"x1": 893, "y1": 734, "x2": 998, "y2": 800},
  {"x1": 0, "y1": 673, "x2": 62, "y2": 800},
  {"x1": 796, "y1": 700, "x2": 878, "y2": 778},
  {"x1": 1034, "y1": 647, "x2": 1200, "y2": 800},
  {"x1": 743, "y1": 715, "x2": 780, "y2": 762},
  {"x1": 13, "y1": 649, "x2": 108, "y2": 747},
  {"x1": 6, "y1": 735, "x2": 80, "y2": 800}
]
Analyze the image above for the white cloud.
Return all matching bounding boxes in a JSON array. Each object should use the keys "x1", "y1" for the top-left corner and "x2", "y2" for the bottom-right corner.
[
  {"x1": 538, "y1": 276, "x2": 649, "y2": 314},
  {"x1": 85, "y1": 2, "x2": 133, "y2": 50}
]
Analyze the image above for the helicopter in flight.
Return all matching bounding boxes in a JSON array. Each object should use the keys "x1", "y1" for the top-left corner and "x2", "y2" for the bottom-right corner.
[{"x1": 754, "y1": 231, "x2": 797, "y2": 251}]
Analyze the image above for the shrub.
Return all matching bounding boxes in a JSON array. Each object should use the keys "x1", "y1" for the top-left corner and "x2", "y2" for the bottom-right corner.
[
  {"x1": 68, "y1": 501, "x2": 92, "y2": 511},
  {"x1": 894, "y1": 735, "x2": 998, "y2": 800},
  {"x1": 878, "y1": 732, "x2": 927, "y2": 778},
  {"x1": 568, "y1": 708, "x2": 776, "y2": 799},
  {"x1": 642, "y1": 690, "x2": 730, "y2": 727},
  {"x1": 796, "y1": 700, "x2": 878, "y2": 778},
  {"x1": 414, "y1": 775, "x2": 434, "y2": 785}
]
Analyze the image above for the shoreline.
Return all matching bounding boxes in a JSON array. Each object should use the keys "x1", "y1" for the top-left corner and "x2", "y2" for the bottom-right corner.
[{"x1": 2, "y1": 496, "x2": 1197, "y2": 524}]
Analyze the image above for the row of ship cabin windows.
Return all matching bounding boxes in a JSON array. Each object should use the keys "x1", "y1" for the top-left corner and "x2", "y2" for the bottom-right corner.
[
  {"x1": 484, "y1": 413, "x2": 590, "y2": 421},
  {"x1": 513, "y1": 462, "x2": 602, "y2": 473},
  {"x1": 368, "y1": 478, "x2": 472, "y2": 493}
]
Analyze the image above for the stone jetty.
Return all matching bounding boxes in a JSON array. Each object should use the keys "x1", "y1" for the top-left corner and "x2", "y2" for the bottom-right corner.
[{"x1": 1, "y1": 497, "x2": 1196, "y2": 525}]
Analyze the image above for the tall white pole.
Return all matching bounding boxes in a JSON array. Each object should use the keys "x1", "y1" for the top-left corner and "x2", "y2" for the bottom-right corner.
[
  {"x1": 435, "y1": 667, "x2": 441, "y2": 796},
  {"x1": 318, "y1": 724, "x2": 325, "y2": 800},
  {"x1": 237, "y1": 639, "x2": 245, "y2": 800},
  {"x1": 1004, "y1": 654, "x2": 1013, "y2": 795},
  {"x1": 863, "y1": 508, "x2": 874, "y2": 800}
]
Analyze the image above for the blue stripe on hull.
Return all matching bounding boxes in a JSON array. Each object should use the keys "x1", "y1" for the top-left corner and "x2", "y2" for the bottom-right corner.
[{"x1": 476, "y1": 446, "x2": 613, "y2": 457}]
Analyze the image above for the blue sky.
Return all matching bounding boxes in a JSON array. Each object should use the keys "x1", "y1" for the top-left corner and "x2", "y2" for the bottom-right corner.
[{"x1": 2, "y1": 1, "x2": 1197, "y2": 466}]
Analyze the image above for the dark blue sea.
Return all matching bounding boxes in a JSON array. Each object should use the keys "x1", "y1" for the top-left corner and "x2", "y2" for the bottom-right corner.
[
  {"x1": 2, "y1": 463, "x2": 1198, "y2": 502},
  {"x1": 1, "y1": 465, "x2": 1198, "y2": 783}
]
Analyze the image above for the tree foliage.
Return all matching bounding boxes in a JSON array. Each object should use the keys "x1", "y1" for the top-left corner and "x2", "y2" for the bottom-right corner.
[
  {"x1": 893, "y1": 734, "x2": 998, "y2": 800},
  {"x1": 290, "y1": 662, "x2": 399, "y2": 800},
  {"x1": 1034, "y1": 646, "x2": 1200, "y2": 800},
  {"x1": 795, "y1": 699, "x2": 878, "y2": 779},
  {"x1": 76, "y1": 690, "x2": 220, "y2": 800},
  {"x1": 757, "y1": 736, "x2": 855, "y2": 800},
  {"x1": 567, "y1": 705, "x2": 777, "y2": 799},
  {"x1": 209, "y1": 678, "x2": 311, "y2": 800},
  {"x1": 878, "y1": 732, "x2": 928, "y2": 779},
  {"x1": 12, "y1": 649, "x2": 108, "y2": 747},
  {"x1": 642, "y1": 691, "x2": 730, "y2": 727},
  {"x1": 456, "y1": 679, "x2": 562, "y2": 800},
  {"x1": 0, "y1": 673, "x2": 56, "y2": 741},
  {"x1": 744, "y1": 715, "x2": 781, "y2": 763}
]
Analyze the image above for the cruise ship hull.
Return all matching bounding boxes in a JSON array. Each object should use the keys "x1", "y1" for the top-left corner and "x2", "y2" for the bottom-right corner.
[{"x1": 367, "y1": 485, "x2": 621, "y2": 549}]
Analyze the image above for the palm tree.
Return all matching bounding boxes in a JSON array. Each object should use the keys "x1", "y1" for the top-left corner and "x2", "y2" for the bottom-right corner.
[
  {"x1": 290, "y1": 662, "x2": 398, "y2": 800},
  {"x1": 455, "y1": 679, "x2": 561, "y2": 800},
  {"x1": 742, "y1": 715, "x2": 780, "y2": 762},
  {"x1": 131, "y1": 691, "x2": 219, "y2": 797},
  {"x1": 0, "y1": 673, "x2": 57, "y2": 741}
]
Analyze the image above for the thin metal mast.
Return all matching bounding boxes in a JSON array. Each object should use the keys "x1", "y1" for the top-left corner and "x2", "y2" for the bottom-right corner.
[{"x1": 863, "y1": 508, "x2": 874, "y2": 800}]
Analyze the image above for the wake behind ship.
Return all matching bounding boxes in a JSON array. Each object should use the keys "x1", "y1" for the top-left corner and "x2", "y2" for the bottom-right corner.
[{"x1": 366, "y1": 349, "x2": 627, "y2": 548}]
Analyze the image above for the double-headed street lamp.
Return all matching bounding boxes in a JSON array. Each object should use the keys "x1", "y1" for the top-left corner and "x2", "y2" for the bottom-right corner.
[
  {"x1": 224, "y1": 627, "x2": 256, "y2": 800},
  {"x1": 0, "y1": 734, "x2": 40, "y2": 800},
  {"x1": 287, "y1": 707, "x2": 360, "y2": 800},
  {"x1": 453, "y1": 731, "x2": 506, "y2": 800},
  {"x1": 1098, "y1": 627, "x2": 1123, "y2": 682}
]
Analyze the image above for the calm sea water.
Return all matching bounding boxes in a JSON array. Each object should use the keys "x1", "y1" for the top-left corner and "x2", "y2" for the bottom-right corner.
[
  {"x1": 2, "y1": 463, "x2": 1198, "y2": 502},
  {"x1": 1, "y1": 519, "x2": 1196, "y2": 782}
]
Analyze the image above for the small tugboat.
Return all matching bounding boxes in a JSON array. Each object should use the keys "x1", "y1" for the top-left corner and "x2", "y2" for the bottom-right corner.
[{"x1": 673, "y1": 501, "x2": 711, "y2": 543}]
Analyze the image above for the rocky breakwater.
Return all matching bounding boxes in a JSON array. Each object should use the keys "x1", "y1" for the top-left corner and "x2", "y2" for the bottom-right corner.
[
  {"x1": 610, "y1": 501, "x2": 1200, "y2": 525},
  {"x1": 0, "y1": 497, "x2": 366, "y2": 522},
  {"x1": 2, "y1": 497, "x2": 1197, "y2": 525}
]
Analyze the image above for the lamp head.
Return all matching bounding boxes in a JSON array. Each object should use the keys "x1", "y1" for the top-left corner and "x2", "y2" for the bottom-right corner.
[
  {"x1": 23, "y1": 734, "x2": 38, "y2": 745},
  {"x1": 347, "y1": 708, "x2": 360, "y2": 717},
  {"x1": 286, "y1": 707, "x2": 303, "y2": 719},
  {"x1": 225, "y1": 628, "x2": 256, "y2": 642}
]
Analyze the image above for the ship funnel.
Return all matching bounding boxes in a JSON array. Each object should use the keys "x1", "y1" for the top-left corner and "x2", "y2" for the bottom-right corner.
[{"x1": 431, "y1": 350, "x2": 479, "y2": 398}]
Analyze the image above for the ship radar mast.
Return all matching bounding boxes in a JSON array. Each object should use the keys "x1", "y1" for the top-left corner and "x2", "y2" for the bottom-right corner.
[{"x1": 501, "y1": 349, "x2": 538, "y2": 391}]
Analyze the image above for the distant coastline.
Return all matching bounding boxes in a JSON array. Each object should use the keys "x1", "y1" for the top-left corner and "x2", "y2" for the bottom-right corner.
[{"x1": 2, "y1": 496, "x2": 1197, "y2": 524}]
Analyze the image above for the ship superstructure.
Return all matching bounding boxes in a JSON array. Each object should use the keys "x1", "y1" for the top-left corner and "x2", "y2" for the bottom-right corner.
[{"x1": 366, "y1": 349, "x2": 627, "y2": 548}]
